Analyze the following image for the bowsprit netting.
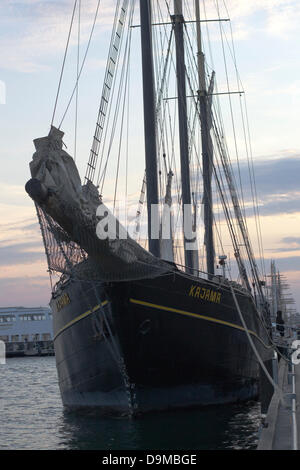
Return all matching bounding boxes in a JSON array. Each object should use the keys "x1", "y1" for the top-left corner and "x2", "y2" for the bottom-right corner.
[{"x1": 35, "y1": 203, "x2": 87, "y2": 276}]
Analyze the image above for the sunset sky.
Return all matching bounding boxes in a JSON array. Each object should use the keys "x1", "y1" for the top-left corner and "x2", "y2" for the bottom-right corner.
[{"x1": 0, "y1": 0, "x2": 299, "y2": 314}]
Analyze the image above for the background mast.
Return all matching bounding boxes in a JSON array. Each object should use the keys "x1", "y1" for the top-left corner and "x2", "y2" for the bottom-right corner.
[
  {"x1": 139, "y1": 0, "x2": 160, "y2": 258},
  {"x1": 195, "y1": 0, "x2": 215, "y2": 278},
  {"x1": 173, "y1": 0, "x2": 198, "y2": 274}
]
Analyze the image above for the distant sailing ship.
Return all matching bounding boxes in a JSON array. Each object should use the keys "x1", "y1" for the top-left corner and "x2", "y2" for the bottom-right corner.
[{"x1": 26, "y1": 0, "x2": 275, "y2": 414}]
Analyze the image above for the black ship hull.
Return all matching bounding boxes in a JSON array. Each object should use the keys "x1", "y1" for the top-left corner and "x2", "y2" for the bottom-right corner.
[{"x1": 50, "y1": 270, "x2": 272, "y2": 415}]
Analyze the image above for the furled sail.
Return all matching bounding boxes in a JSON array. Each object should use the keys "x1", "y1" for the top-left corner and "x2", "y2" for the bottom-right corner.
[
  {"x1": 26, "y1": 126, "x2": 171, "y2": 281},
  {"x1": 160, "y1": 170, "x2": 174, "y2": 263}
]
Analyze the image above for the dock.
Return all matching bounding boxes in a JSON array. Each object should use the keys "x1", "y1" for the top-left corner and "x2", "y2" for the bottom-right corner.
[
  {"x1": 257, "y1": 357, "x2": 300, "y2": 450},
  {"x1": 5, "y1": 340, "x2": 54, "y2": 357}
]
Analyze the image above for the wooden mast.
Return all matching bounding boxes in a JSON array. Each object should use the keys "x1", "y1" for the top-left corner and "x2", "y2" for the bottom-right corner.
[{"x1": 139, "y1": 0, "x2": 160, "y2": 258}]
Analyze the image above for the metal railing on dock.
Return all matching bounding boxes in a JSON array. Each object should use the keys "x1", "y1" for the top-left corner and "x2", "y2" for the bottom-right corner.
[{"x1": 257, "y1": 355, "x2": 299, "y2": 450}]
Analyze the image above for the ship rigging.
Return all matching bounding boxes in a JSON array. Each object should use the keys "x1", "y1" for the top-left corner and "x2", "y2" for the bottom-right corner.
[{"x1": 25, "y1": 0, "x2": 277, "y2": 414}]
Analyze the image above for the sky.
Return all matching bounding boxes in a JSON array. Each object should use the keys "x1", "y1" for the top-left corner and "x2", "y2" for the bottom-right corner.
[{"x1": 0, "y1": 0, "x2": 299, "y2": 314}]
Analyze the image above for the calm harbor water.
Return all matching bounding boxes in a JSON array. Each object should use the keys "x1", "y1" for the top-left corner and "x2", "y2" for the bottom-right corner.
[{"x1": 0, "y1": 356, "x2": 262, "y2": 450}]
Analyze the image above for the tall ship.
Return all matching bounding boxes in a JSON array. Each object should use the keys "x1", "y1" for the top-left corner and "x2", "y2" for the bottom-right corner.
[
  {"x1": 26, "y1": 0, "x2": 276, "y2": 414},
  {"x1": 267, "y1": 261, "x2": 300, "y2": 352}
]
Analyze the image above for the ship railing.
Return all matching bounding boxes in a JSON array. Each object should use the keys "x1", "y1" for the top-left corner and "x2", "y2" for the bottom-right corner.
[{"x1": 175, "y1": 261, "x2": 251, "y2": 294}]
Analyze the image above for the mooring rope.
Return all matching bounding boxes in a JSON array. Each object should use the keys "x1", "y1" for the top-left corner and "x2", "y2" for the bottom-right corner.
[{"x1": 230, "y1": 284, "x2": 287, "y2": 407}]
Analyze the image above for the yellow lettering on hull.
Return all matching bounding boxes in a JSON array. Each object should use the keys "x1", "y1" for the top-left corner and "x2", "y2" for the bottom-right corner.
[
  {"x1": 188, "y1": 285, "x2": 221, "y2": 304},
  {"x1": 56, "y1": 293, "x2": 71, "y2": 312}
]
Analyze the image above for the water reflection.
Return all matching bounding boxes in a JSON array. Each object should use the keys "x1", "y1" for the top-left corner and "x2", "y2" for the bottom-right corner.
[
  {"x1": 0, "y1": 357, "x2": 261, "y2": 450},
  {"x1": 57, "y1": 401, "x2": 261, "y2": 450}
]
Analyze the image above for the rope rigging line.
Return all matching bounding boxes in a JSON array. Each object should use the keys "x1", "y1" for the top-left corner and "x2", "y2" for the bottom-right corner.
[
  {"x1": 212, "y1": 110, "x2": 265, "y2": 298},
  {"x1": 173, "y1": 21, "x2": 233, "y2": 274},
  {"x1": 212, "y1": 2, "x2": 267, "y2": 300},
  {"x1": 213, "y1": 0, "x2": 267, "y2": 282},
  {"x1": 58, "y1": 0, "x2": 102, "y2": 130},
  {"x1": 214, "y1": 0, "x2": 247, "y2": 223},
  {"x1": 112, "y1": 9, "x2": 134, "y2": 212},
  {"x1": 230, "y1": 283, "x2": 286, "y2": 406},
  {"x1": 51, "y1": 0, "x2": 78, "y2": 127},
  {"x1": 97, "y1": 1, "x2": 135, "y2": 195},
  {"x1": 74, "y1": 0, "x2": 81, "y2": 162},
  {"x1": 86, "y1": 0, "x2": 130, "y2": 185},
  {"x1": 182, "y1": 0, "x2": 264, "y2": 294},
  {"x1": 38, "y1": 208, "x2": 136, "y2": 397},
  {"x1": 155, "y1": 28, "x2": 174, "y2": 201},
  {"x1": 176, "y1": 6, "x2": 238, "y2": 271},
  {"x1": 157, "y1": 0, "x2": 265, "y2": 290},
  {"x1": 243, "y1": 93, "x2": 267, "y2": 279},
  {"x1": 124, "y1": 42, "x2": 131, "y2": 231},
  {"x1": 180, "y1": 33, "x2": 258, "y2": 292},
  {"x1": 61, "y1": 0, "x2": 266, "y2": 297},
  {"x1": 152, "y1": 6, "x2": 164, "y2": 205},
  {"x1": 172, "y1": 67, "x2": 288, "y2": 371},
  {"x1": 214, "y1": 2, "x2": 266, "y2": 290},
  {"x1": 153, "y1": 3, "x2": 182, "y2": 221},
  {"x1": 151, "y1": 10, "x2": 211, "y2": 269},
  {"x1": 38, "y1": 0, "x2": 293, "y2": 416},
  {"x1": 95, "y1": 0, "x2": 135, "y2": 190}
]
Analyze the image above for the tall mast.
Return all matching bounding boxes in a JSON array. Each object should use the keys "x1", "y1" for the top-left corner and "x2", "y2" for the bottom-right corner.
[
  {"x1": 173, "y1": 0, "x2": 197, "y2": 273},
  {"x1": 139, "y1": 0, "x2": 160, "y2": 258},
  {"x1": 271, "y1": 260, "x2": 278, "y2": 322},
  {"x1": 195, "y1": 0, "x2": 215, "y2": 278}
]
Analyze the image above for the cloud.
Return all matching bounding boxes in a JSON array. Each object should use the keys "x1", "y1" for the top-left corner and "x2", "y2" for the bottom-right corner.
[
  {"x1": 258, "y1": 194, "x2": 300, "y2": 217},
  {"x1": 2, "y1": 0, "x2": 300, "y2": 73},
  {"x1": 195, "y1": 0, "x2": 300, "y2": 43},
  {"x1": 264, "y1": 81, "x2": 300, "y2": 98},
  {"x1": 231, "y1": 154, "x2": 300, "y2": 217},
  {"x1": 0, "y1": 212, "x2": 44, "y2": 266},
  {"x1": 190, "y1": 152, "x2": 300, "y2": 218},
  {"x1": 266, "y1": 237, "x2": 300, "y2": 254},
  {"x1": 0, "y1": 241, "x2": 44, "y2": 266},
  {"x1": 267, "y1": 247, "x2": 300, "y2": 254},
  {"x1": 227, "y1": 0, "x2": 300, "y2": 35},
  {"x1": 0, "y1": 0, "x2": 116, "y2": 73},
  {"x1": 264, "y1": 2, "x2": 300, "y2": 39},
  {"x1": 0, "y1": 217, "x2": 36, "y2": 228},
  {"x1": 0, "y1": 275, "x2": 50, "y2": 307},
  {"x1": 243, "y1": 155, "x2": 300, "y2": 194},
  {"x1": 282, "y1": 237, "x2": 300, "y2": 246}
]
